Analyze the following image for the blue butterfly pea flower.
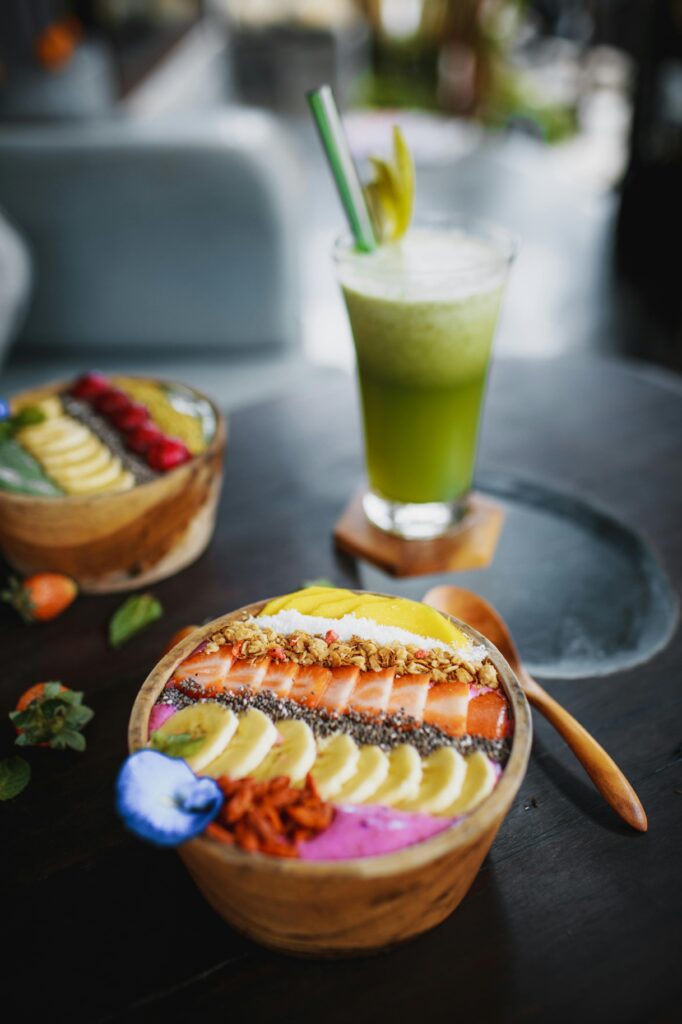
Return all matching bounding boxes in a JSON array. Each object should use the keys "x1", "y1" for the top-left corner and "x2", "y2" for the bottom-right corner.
[
  {"x1": 0, "y1": 398, "x2": 10, "y2": 421},
  {"x1": 116, "y1": 749, "x2": 223, "y2": 847}
]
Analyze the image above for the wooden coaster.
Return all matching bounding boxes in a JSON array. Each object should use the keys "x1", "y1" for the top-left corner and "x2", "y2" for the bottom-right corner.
[{"x1": 334, "y1": 492, "x2": 504, "y2": 578}]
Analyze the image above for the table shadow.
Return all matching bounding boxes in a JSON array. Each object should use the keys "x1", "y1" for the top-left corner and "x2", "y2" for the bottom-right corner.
[
  {"x1": 135, "y1": 861, "x2": 517, "y2": 1023},
  {"x1": 531, "y1": 732, "x2": 647, "y2": 837}
]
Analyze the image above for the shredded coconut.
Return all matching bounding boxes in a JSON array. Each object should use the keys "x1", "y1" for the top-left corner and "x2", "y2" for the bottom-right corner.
[{"x1": 250, "y1": 610, "x2": 486, "y2": 664}]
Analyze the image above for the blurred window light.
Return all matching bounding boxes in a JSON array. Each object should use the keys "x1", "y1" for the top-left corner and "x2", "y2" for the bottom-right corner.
[
  {"x1": 380, "y1": 0, "x2": 424, "y2": 40},
  {"x1": 222, "y1": 0, "x2": 356, "y2": 28}
]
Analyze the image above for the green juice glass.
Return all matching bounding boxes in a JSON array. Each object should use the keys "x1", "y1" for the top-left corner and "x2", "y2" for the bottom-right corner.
[{"x1": 335, "y1": 216, "x2": 514, "y2": 539}]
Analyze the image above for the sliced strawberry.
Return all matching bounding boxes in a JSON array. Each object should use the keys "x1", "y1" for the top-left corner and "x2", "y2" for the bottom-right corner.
[
  {"x1": 147, "y1": 438, "x2": 191, "y2": 472},
  {"x1": 223, "y1": 657, "x2": 269, "y2": 693},
  {"x1": 111, "y1": 402, "x2": 150, "y2": 432},
  {"x1": 387, "y1": 674, "x2": 430, "y2": 723},
  {"x1": 289, "y1": 665, "x2": 332, "y2": 708},
  {"x1": 466, "y1": 690, "x2": 510, "y2": 739},
  {"x1": 126, "y1": 423, "x2": 163, "y2": 455},
  {"x1": 261, "y1": 659, "x2": 299, "y2": 698},
  {"x1": 170, "y1": 645, "x2": 235, "y2": 696},
  {"x1": 424, "y1": 679, "x2": 469, "y2": 737},
  {"x1": 94, "y1": 388, "x2": 131, "y2": 417},
  {"x1": 317, "y1": 666, "x2": 358, "y2": 713},
  {"x1": 70, "y1": 372, "x2": 110, "y2": 400},
  {"x1": 348, "y1": 668, "x2": 395, "y2": 715}
]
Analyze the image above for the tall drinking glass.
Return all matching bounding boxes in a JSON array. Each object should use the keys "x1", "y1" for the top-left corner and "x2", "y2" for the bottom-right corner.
[{"x1": 334, "y1": 215, "x2": 514, "y2": 540}]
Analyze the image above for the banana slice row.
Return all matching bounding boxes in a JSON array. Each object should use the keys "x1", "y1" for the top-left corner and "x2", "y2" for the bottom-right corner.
[
  {"x1": 18, "y1": 399, "x2": 134, "y2": 496},
  {"x1": 151, "y1": 704, "x2": 498, "y2": 818}
]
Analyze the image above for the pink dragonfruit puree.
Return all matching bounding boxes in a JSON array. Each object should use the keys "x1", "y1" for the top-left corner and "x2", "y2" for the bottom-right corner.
[
  {"x1": 148, "y1": 704, "x2": 177, "y2": 737},
  {"x1": 299, "y1": 804, "x2": 455, "y2": 861}
]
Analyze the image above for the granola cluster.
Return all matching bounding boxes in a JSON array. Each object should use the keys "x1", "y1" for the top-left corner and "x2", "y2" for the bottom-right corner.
[{"x1": 205, "y1": 620, "x2": 499, "y2": 688}]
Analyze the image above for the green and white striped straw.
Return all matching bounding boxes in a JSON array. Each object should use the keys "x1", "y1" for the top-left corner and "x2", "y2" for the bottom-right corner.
[{"x1": 307, "y1": 84, "x2": 377, "y2": 253}]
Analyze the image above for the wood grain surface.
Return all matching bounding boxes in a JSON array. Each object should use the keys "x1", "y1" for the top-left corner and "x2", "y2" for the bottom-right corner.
[
  {"x1": 334, "y1": 491, "x2": 505, "y2": 575},
  {"x1": 1, "y1": 357, "x2": 680, "y2": 1022}
]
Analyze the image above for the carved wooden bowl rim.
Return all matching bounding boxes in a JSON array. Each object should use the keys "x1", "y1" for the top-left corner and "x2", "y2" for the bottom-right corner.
[
  {"x1": 0, "y1": 377, "x2": 226, "y2": 508},
  {"x1": 129, "y1": 592, "x2": 533, "y2": 879}
]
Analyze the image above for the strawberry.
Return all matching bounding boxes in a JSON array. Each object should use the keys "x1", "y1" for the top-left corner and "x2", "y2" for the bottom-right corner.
[
  {"x1": 94, "y1": 388, "x2": 130, "y2": 417},
  {"x1": 147, "y1": 438, "x2": 191, "y2": 472},
  {"x1": 127, "y1": 423, "x2": 163, "y2": 455},
  {"x1": 15, "y1": 681, "x2": 67, "y2": 712},
  {"x1": 111, "y1": 402, "x2": 150, "y2": 433},
  {"x1": 10, "y1": 682, "x2": 94, "y2": 751},
  {"x1": 2, "y1": 572, "x2": 78, "y2": 623},
  {"x1": 163, "y1": 624, "x2": 199, "y2": 654},
  {"x1": 70, "y1": 372, "x2": 110, "y2": 400}
]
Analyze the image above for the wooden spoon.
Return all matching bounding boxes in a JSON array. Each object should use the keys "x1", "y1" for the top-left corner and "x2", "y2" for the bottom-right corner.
[{"x1": 423, "y1": 584, "x2": 648, "y2": 832}]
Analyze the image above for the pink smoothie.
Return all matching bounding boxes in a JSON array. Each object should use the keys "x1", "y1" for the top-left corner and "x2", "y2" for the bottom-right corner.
[
  {"x1": 148, "y1": 704, "x2": 177, "y2": 737},
  {"x1": 299, "y1": 804, "x2": 455, "y2": 861}
]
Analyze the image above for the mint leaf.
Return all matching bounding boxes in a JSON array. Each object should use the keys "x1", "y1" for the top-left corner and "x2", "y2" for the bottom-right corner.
[
  {"x1": 0, "y1": 439, "x2": 63, "y2": 497},
  {"x1": 0, "y1": 756, "x2": 30, "y2": 800},
  {"x1": 109, "y1": 593, "x2": 163, "y2": 648},
  {"x1": 12, "y1": 405, "x2": 47, "y2": 429},
  {"x1": 150, "y1": 730, "x2": 204, "y2": 759}
]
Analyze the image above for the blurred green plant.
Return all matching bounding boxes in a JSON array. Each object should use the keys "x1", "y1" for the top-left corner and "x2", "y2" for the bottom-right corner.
[{"x1": 353, "y1": 0, "x2": 577, "y2": 143}]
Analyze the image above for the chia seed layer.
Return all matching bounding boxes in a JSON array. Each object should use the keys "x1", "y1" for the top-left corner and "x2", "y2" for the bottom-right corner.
[
  {"x1": 156, "y1": 686, "x2": 511, "y2": 765},
  {"x1": 62, "y1": 394, "x2": 158, "y2": 483}
]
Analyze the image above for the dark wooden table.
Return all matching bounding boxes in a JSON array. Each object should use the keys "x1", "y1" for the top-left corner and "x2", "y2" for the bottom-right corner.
[{"x1": 2, "y1": 356, "x2": 681, "y2": 1024}]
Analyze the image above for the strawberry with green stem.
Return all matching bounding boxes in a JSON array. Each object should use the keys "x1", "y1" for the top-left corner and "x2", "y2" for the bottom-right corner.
[
  {"x1": 2, "y1": 572, "x2": 78, "y2": 623},
  {"x1": 10, "y1": 682, "x2": 94, "y2": 751}
]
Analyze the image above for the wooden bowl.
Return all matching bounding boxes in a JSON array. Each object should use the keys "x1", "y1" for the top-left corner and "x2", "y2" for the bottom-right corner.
[
  {"x1": 0, "y1": 379, "x2": 226, "y2": 593},
  {"x1": 128, "y1": 594, "x2": 532, "y2": 957}
]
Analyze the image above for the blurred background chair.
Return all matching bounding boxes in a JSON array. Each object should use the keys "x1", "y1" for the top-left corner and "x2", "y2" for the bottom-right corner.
[
  {"x1": 0, "y1": 0, "x2": 680, "y2": 402},
  {"x1": 0, "y1": 213, "x2": 31, "y2": 367},
  {"x1": 0, "y1": 112, "x2": 301, "y2": 354}
]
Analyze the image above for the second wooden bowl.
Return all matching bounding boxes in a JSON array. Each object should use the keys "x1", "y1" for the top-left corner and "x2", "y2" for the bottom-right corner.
[
  {"x1": 128, "y1": 595, "x2": 532, "y2": 956},
  {"x1": 0, "y1": 379, "x2": 226, "y2": 593}
]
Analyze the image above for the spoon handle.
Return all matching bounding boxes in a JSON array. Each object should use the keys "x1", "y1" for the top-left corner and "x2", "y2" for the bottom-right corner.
[{"x1": 521, "y1": 673, "x2": 648, "y2": 832}]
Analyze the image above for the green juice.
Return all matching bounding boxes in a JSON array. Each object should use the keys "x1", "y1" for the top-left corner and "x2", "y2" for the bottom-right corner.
[{"x1": 338, "y1": 228, "x2": 506, "y2": 505}]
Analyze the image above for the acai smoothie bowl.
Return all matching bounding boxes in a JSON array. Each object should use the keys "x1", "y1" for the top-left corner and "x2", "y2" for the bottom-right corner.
[
  {"x1": 124, "y1": 587, "x2": 531, "y2": 955},
  {"x1": 0, "y1": 373, "x2": 225, "y2": 592}
]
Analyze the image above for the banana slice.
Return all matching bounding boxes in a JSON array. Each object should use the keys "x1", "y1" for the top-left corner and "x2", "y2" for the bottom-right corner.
[
  {"x1": 106, "y1": 469, "x2": 135, "y2": 493},
  {"x1": 13, "y1": 396, "x2": 63, "y2": 421},
  {"x1": 35, "y1": 397, "x2": 63, "y2": 420},
  {"x1": 202, "y1": 708, "x2": 277, "y2": 780},
  {"x1": 49, "y1": 445, "x2": 111, "y2": 480},
  {"x1": 251, "y1": 719, "x2": 317, "y2": 784},
  {"x1": 398, "y1": 747, "x2": 466, "y2": 815},
  {"x1": 371, "y1": 744, "x2": 422, "y2": 807},
  {"x1": 20, "y1": 417, "x2": 89, "y2": 450},
  {"x1": 311, "y1": 733, "x2": 360, "y2": 799},
  {"x1": 150, "y1": 702, "x2": 238, "y2": 772},
  {"x1": 63, "y1": 456, "x2": 125, "y2": 494},
  {"x1": 31, "y1": 423, "x2": 92, "y2": 455},
  {"x1": 335, "y1": 745, "x2": 389, "y2": 804},
  {"x1": 41, "y1": 434, "x2": 102, "y2": 468},
  {"x1": 443, "y1": 752, "x2": 497, "y2": 817}
]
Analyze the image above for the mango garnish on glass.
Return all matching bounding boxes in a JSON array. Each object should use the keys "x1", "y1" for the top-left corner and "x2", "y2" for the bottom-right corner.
[{"x1": 363, "y1": 125, "x2": 415, "y2": 243}]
